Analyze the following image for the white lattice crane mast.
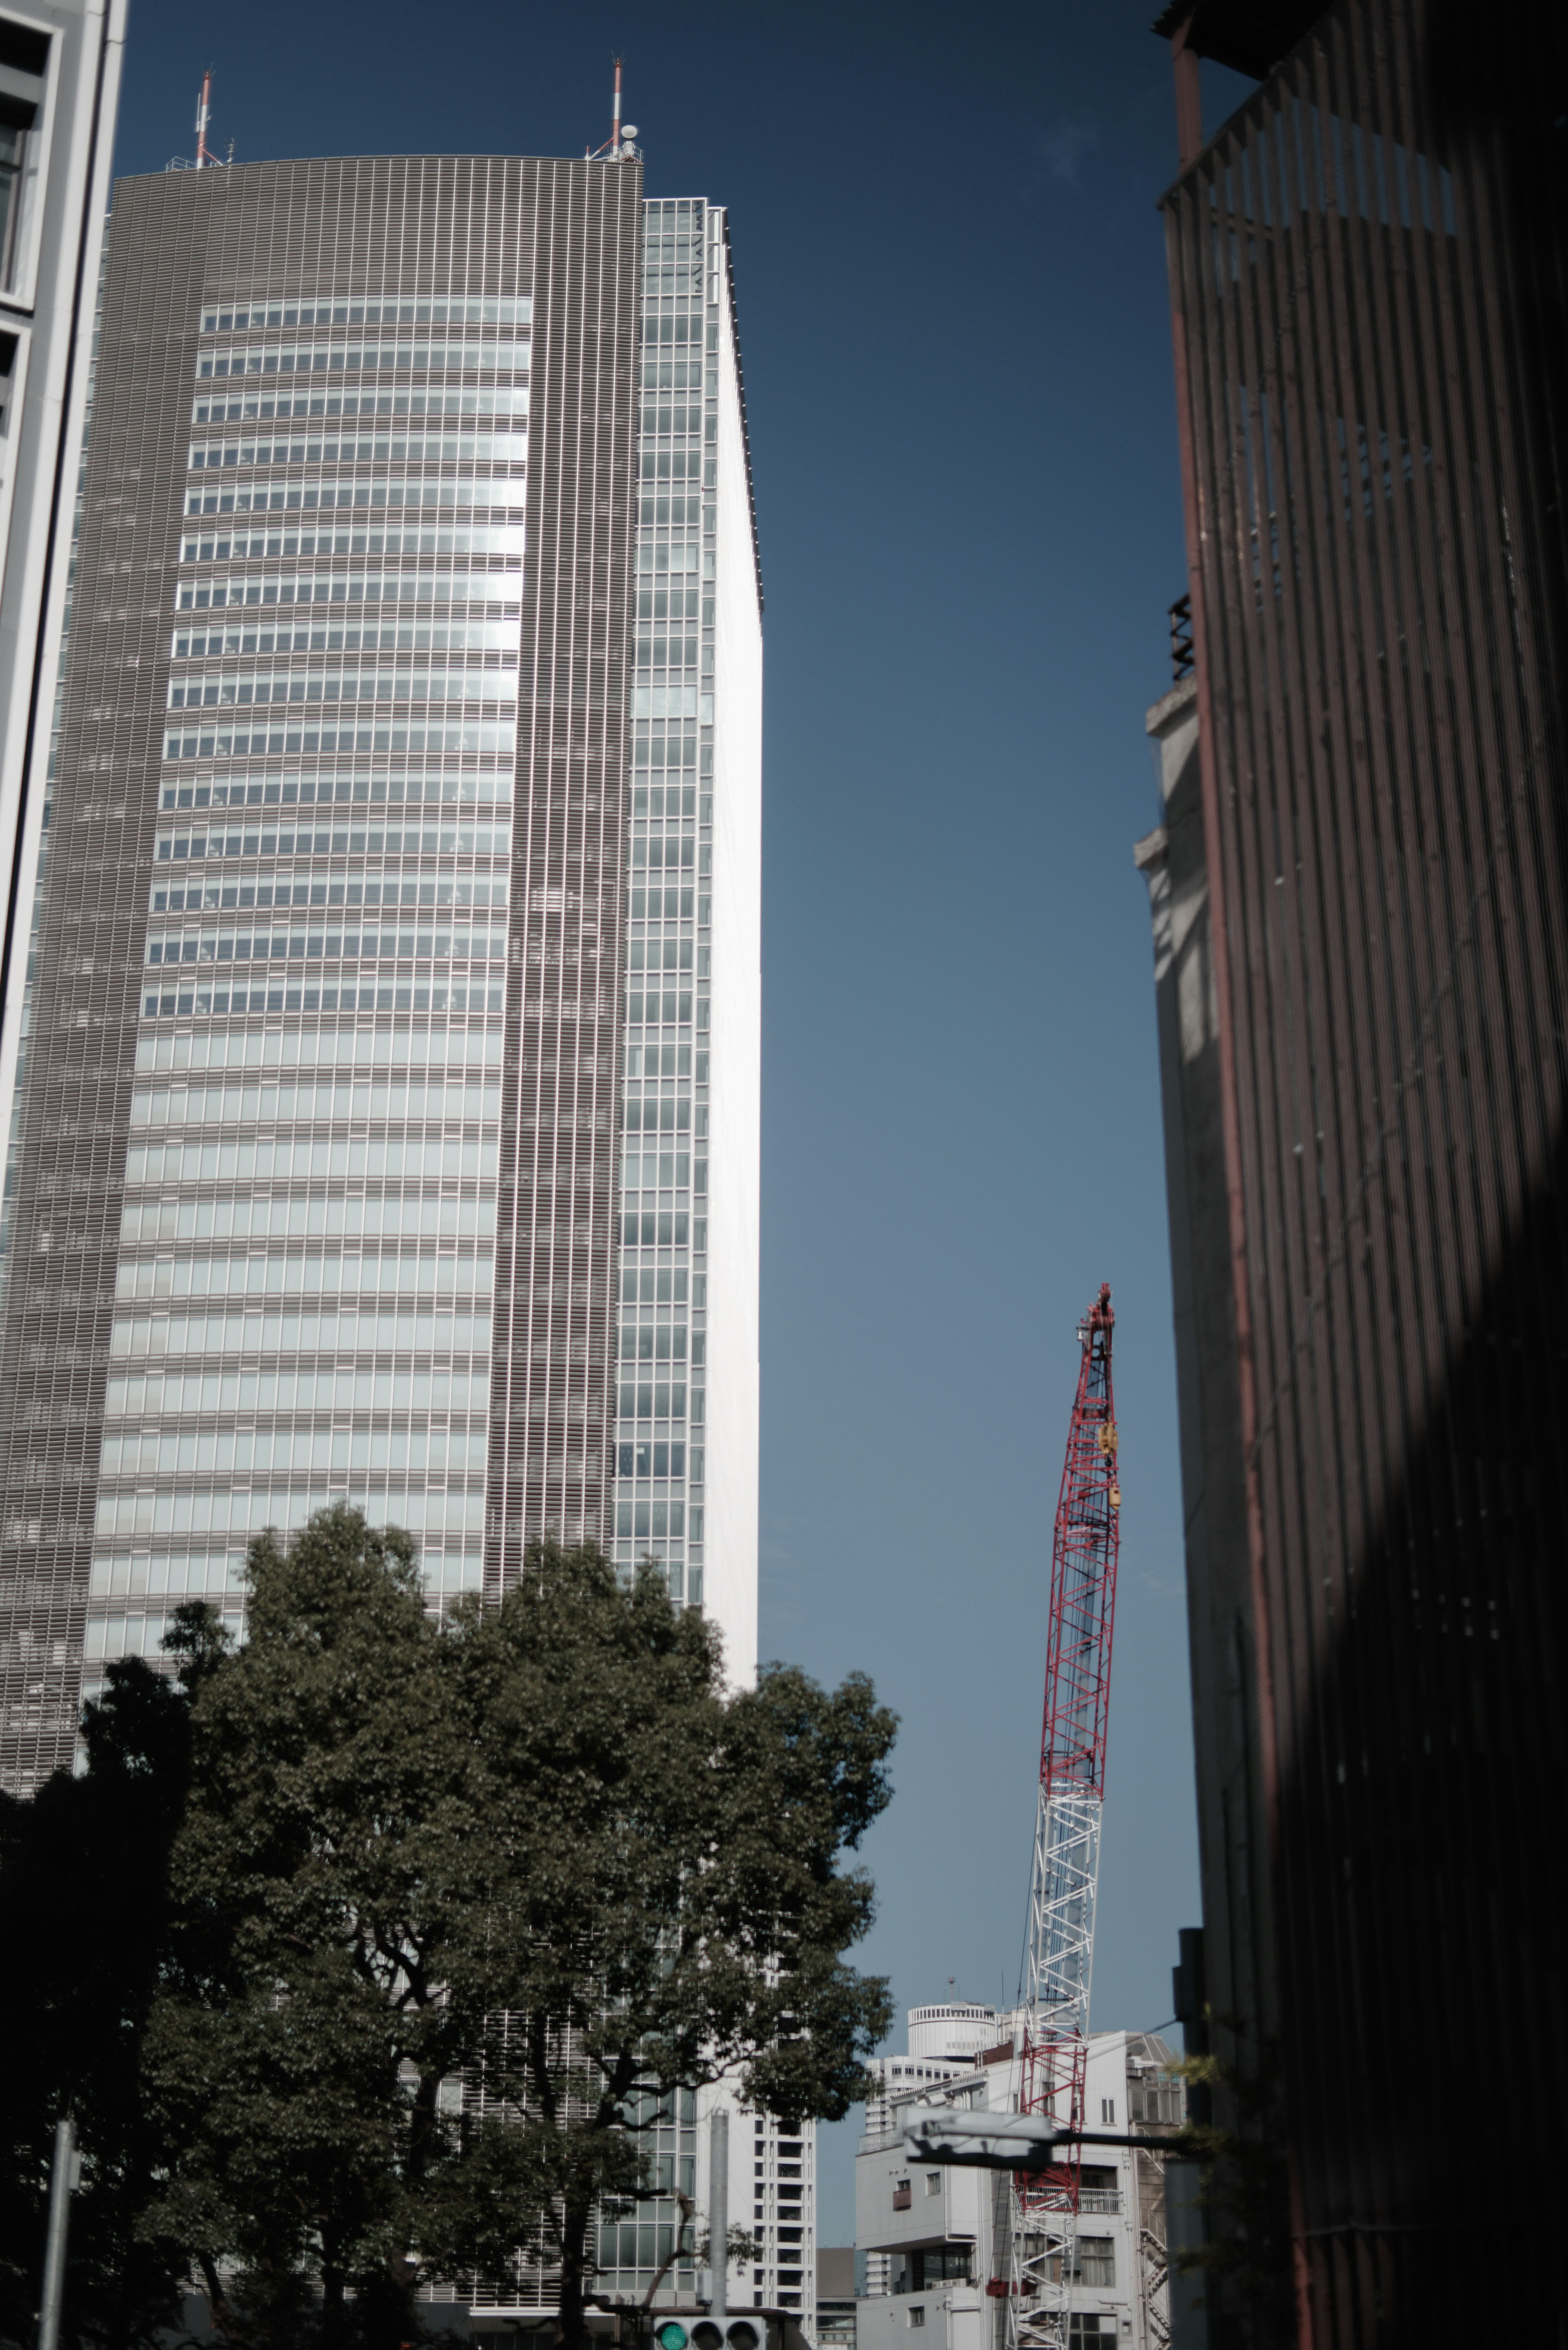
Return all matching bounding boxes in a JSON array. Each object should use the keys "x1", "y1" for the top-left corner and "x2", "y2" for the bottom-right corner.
[{"x1": 1008, "y1": 1285, "x2": 1121, "y2": 2350}]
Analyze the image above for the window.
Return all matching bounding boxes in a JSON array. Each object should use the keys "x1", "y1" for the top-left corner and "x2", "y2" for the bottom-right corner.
[
  {"x1": 911, "y1": 2251, "x2": 971, "y2": 2289},
  {"x1": 1071, "y1": 2239, "x2": 1115, "y2": 2288},
  {"x1": 925, "y1": 2172, "x2": 942, "y2": 2196},
  {"x1": 891, "y1": 2180, "x2": 911, "y2": 2211},
  {"x1": 907, "y1": 2312, "x2": 924, "y2": 2330},
  {"x1": 1100, "y1": 2098, "x2": 1116, "y2": 2125},
  {"x1": 0, "y1": 18, "x2": 47, "y2": 295}
]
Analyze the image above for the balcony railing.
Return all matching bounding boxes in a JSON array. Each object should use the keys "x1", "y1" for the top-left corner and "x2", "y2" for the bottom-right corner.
[{"x1": 1078, "y1": 2192, "x2": 1122, "y2": 2216}]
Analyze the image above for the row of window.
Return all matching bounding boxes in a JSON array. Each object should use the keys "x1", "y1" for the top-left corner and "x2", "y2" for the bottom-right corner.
[
  {"x1": 94, "y1": 1484, "x2": 492, "y2": 1537},
  {"x1": 632, "y1": 688, "x2": 709, "y2": 721},
  {"x1": 116, "y1": 1245, "x2": 496, "y2": 1296},
  {"x1": 621, "y1": 1152, "x2": 703, "y2": 1195},
  {"x1": 173, "y1": 620, "x2": 520, "y2": 657},
  {"x1": 198, "y1": 336, "x2": 530, "y2": 378},
  {"x1": 616, "y1": 1441, "x2": 693, "y2": 1478},
  {"x1": 639, "y1": 590, "x2": 705, "y2": 622},
  {"x1": 121, "y1": 1200, "x2": 498, "y2": 1249},
  {"x1": 122, "y1": 1201, "x2": 498, "y2": 1252},
  {"x1": 126, "y1": 1137, "x2": 500, "y2": 1187},
  {"x1": 189, "y1": 430, "x2": 529, "y2": 469},
  {"x1": 185, "y1": 480, "x2": 525, "y2": 519},
  {"x1": 622, "y1": 1097, "x2": 696, "y2": 1133},
  {"x1": 146, "y1": 924, "x2": 507, "y2": 967},
  {"x1": 619, "y1": 1328, "x2": 699, "y2": 1365},
  {"x1": 621, "y1": 1211, "x2": 695, "y2": 1248},
  {"x1": 633, "y1": 724, "x2": 704, "y2": 767},
  {"x1": 102, "y1": 1424, "x2": 490, "y2": 1478},
  {"x1": 91, "y1": 1553, "x2": 243, "y2": 1597},
  {"x1": 107, "y1": 1366, "x2": 492, "y2": 1418},
  {"x1": 621, "y1": 1267, "x2": 694, "y2": 1304},
  {"x1": 109, "y1": 1308, "x2": 494, "y2": 1360},
  {"x1": 177, "y1": 570, "x2": 521, "y2": 610},
  {"x1": 629, "y1": 891, "x2": 700, "y2": 926},
  {"x1": 640, "y1": 450, "x2": 709, "y2": 482},
  {"x1": 630, "y1": 838, "x2": 700, "y2": 871},
  {"x1": 89, "y1": 1550, "x2": 485, "y2": 1600},
  {"x1": 131, "y1": 1077, "x2": 503, "y2": 1127},
  {"x1": 628, "y1": 939, "x2": 700, "y2": 974},
  {"x1": 168, "y1": 668, "x2": 516, "y2": 711},
  {"x1": 640, "y1": 404, "x2": 704, "y2": 433},
  {"x1": 135, "y1": 1025, "x2": 505, "y2": 1073},
  {"x1": 641, "y1": 310, "x2": 710, "y2": 348},
  {"x1": 143, "y1": 982, "x2": 506, "y2": 1023},
  {"x1": 641, "y1": 359, "x2": 707, "y2": 391},
  {"x1": 639, "y1": 542, "x2": 712, "y2": 579},
  {"x1": 632, "y1": 784, "x2": 704, "y2": 817},
  {"x1": 635, "y1": 636, "x2": 703, "y2": 672},
  {"x1": 615, "y1": 1499, "x2": 696, "y2": 1542},
  {"x1": 625, "y1": 990, "x2": 697, "y2": 1027},
  {"x1": 193, "y1": 388, "x2": 531, "y2": 426},
  {"x1": 158, "y1": 821, "x2": 511, "y2": 858},
  {"x1": 617, "y1": 1381, "x2": 698, "y2": 1423},
  {"x1": 164, "y1": 721, "x2": 518, "y2": 760},
  {"x1": 181, "y1": 525, "x2": 528, "y2": 562},
  {"x1": 200, "y1": 297, "x2": 532, "y2": 332},
  {"x1": 153, "y1": 878, "x2": 509, "y2": 914}
]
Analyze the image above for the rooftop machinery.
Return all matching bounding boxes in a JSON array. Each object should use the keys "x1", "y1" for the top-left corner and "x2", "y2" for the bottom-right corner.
[{"x1": 1009, "y1": 1286, "x2": 1122, "y2": 2350}]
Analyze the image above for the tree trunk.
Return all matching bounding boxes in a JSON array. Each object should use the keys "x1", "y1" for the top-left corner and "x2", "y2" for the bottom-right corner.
[
  {"x1": 197, "y1": 2250, "x2": 250, "y2": 2348},
  {"x1": 556, "y1": 2189, "x2": 597, "y2": 2350}
]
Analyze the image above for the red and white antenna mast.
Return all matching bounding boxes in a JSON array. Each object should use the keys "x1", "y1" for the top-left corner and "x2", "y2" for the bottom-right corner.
[
  {"x1": 586, "y1": 58, "x2": 637, "y2": 160},
  {"x1": 1009, "y1": 1285, "x2": 1122, "y2": 2350},
  {"x1": 194, "y1": 68, "x2": 214, "y2": 168}
]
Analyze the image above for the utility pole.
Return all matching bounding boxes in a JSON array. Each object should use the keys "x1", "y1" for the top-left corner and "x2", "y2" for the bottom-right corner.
[
  {"x1": 708, "y1": 2109, "x2": 728, "y2": 2324},
  {"x1": 36, "y1": 2116, "x2": 76, "y2": 2350}
]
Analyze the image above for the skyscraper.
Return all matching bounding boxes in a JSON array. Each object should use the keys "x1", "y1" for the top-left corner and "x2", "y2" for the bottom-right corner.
[
  {"x1": 1140, "y1": 2, "x2": 1568, "y2": 2339},
  {"x1": 0, "y1": 152, "x2": 762, "y2": 1795},
  {"x1": 0, "y1": 0, "x2": 125, "y2": 1275}
]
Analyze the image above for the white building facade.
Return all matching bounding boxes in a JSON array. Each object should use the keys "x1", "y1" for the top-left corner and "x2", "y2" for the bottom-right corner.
[{"x1": 855, "y1": 2009, "x2": 1181, "y2": 2350}]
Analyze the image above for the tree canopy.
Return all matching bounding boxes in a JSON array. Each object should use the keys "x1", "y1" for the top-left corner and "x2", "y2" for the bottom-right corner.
[
  {"x1": 129, "y1": 1507, "x2": 897, "y2": 2349},
  {"x1": 0, "y1": 1625, "x2": 214, "y2": 2350}
]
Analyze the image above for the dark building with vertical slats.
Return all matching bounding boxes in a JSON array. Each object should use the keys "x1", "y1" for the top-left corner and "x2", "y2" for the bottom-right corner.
[{"x1": 1140, "y1": 2, "x2": 1568, "y2": 2339}]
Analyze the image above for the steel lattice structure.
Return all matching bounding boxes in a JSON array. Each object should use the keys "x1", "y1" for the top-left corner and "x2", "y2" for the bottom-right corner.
[{"x1": 1008, "y1": 1286, "x2": 1120, "y2": 2350}]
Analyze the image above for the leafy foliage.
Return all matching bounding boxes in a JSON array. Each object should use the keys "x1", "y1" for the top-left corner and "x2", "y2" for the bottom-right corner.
[
  {"x1": 0, "y1": 1616, "x2": 220, "y2": 2350},
  {"x1": 136, "y1": 1508, "x2": 896, "y2": 2350}
]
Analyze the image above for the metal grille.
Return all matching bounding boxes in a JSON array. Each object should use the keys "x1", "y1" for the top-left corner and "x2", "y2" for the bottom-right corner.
[{"x1": 1160, "y1": 1, "x2": 1568, "y2": 2337}]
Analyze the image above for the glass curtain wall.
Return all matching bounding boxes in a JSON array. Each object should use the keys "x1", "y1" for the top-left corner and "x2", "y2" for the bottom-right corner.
[
  {"x1": 609, "y1": 195, "x2": 716, "y2": 1614},
  {"x1": 82, "y1": 297, "x2": 527, "y2": 1691}
]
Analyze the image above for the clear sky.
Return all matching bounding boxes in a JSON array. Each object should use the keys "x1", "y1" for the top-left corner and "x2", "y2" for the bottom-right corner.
[{"x1": 110, "y1": 0, "x2": 1256, "y2": 2247}]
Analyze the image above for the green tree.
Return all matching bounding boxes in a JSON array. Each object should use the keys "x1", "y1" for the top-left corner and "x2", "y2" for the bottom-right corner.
[
  {"x1": 142, "y1": 1508, "x2": 896, "y2": 2350},
  {"x1": 0, "y1": 1611, "x2": 221, "y2": 2350}
]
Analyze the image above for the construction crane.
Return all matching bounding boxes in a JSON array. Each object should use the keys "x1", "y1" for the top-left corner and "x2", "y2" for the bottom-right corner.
[{"x1": 1009, "y1": 1284, "x2": 1122, "y2": 2350}]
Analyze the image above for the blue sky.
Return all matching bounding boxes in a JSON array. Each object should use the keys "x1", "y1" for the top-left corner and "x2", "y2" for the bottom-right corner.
[{"x1": 111, "y1": 0, "x2": 1256, "y2": 2243}]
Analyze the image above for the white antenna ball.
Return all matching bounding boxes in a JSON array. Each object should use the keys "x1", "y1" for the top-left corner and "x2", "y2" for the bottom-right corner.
[{"x1": 621, "y1": 124, "x2": 639, "y2": 139}]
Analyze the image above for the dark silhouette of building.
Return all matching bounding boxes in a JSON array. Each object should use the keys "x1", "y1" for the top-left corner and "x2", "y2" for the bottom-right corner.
[{"x1": 1138, "y1": 3, "x2": 1568, "y2": 2341}]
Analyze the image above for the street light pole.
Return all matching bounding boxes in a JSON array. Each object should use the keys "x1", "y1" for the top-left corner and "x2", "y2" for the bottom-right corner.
[
  {"x1": 37, "y1": 2116, "x2": 75, "y2": 2350},
  {"x1": 708, "y1": 2110, "x2": 728, "y2": 2325}
]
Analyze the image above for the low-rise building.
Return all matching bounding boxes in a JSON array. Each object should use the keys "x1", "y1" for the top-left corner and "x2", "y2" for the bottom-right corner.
[
  {"x1": 855, "y1": 2009, "x2": 1181, "y2": 2350},
  {"x1": 816, "y1": 2246, "x2": 856, "y2": 2350}
]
